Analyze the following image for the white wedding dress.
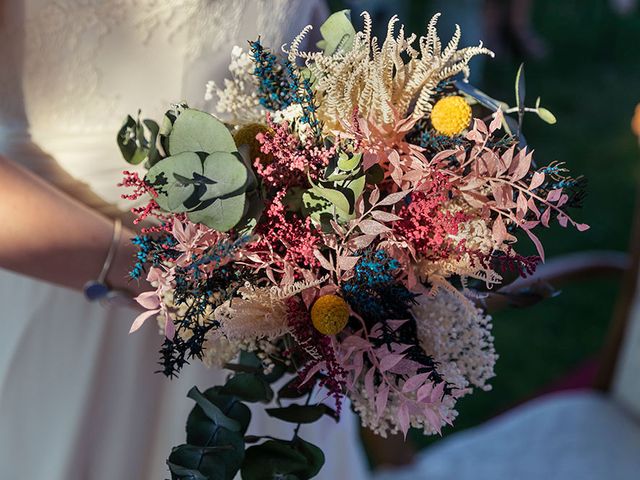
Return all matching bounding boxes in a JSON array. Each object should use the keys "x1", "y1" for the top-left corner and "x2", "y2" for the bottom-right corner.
[{"x1": 0, "y1": 1, "x2": 370, "y2": 479}]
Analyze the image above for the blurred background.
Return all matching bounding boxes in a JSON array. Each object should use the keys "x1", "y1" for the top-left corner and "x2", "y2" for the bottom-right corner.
[{"x1": 328, "y1": 0, "x2": 640, "y2": 448}]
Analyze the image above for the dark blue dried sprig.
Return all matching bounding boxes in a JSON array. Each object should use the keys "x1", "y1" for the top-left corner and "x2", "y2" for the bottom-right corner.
[
  {"x1": 249, "y1": 38, "x2": 322, "y2": 139},
  {"x1": 249, "y1": 38, "x2": 295, "y2": 111},
  {"x1": 129, "y1": 234, "x2": 178, "y2": 280}
]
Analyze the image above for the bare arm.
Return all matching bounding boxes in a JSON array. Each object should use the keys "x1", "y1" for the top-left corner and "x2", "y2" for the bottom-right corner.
[{"x1": 0, "y1": 155, "x2": 142, "y2": 295}]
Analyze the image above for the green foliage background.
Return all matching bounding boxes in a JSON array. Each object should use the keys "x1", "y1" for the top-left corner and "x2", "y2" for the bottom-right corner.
[{"x1": 330, "y1": 0, "x2": 640, "y2": 447}]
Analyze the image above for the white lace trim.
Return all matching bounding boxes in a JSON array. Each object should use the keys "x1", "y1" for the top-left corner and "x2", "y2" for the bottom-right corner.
[{"x1": 2, "y1": 0, "x2": 304, "y2": 133}]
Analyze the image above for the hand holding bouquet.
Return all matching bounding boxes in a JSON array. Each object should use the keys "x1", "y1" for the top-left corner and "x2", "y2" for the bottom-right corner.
[{"x1": 117, "y1": 10, "x2": 587, "y2": 480}]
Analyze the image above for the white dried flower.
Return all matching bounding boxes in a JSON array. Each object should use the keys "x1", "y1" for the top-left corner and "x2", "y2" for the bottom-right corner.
[
  {"x1": 206, "y1": 46, "x2": 265, "y2": 125},
  {"x1": 412, "y1": 290, "x2": 497, "y2": 392}
]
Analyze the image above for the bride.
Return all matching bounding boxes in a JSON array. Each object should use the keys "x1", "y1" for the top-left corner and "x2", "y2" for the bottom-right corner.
[{"x1": 0, "y1": 1, "x2": 370, "y2": 478}]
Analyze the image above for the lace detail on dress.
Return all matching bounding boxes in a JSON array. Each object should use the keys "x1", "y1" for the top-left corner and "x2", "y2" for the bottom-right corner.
[
  {"x1": 132, "y1": 0, "x2": 297, "y2": 63},
  {"x1": 9, "y1": 0, "x2": 302, "y2": 134},
  {"x1": 0, "y1": 0, "x2": 321, "y2": 210}
]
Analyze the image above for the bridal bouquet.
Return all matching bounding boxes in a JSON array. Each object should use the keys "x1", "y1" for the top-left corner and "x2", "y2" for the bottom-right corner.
[{"x1": 117, "y1": 11, "x2": 587, "y2": 480}]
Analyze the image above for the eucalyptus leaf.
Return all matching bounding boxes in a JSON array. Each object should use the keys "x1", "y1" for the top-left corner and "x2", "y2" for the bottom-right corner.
[
  {"x1": 167, "y1": 457, "x2": 209, "y2": 480},
  {"x1": 160, "y1": 111, "x2": 176, "y2": 155},
  {"x1": 261, "y1": 359, "x2": 288, "y2": 384},
  {"x1": 238, "y1": 351, "x2": 262, "y2": 369},
  {"x1": 278, "y1": 376, "x2": 316, "y2": 400},
  {"x1": 169, "y1": 109, "x2": 236, "y2": 155},
  {"x1": 537, "y1": 107, "x2": 557, "y2": 124},
  {"x1": 265, "y1": 404, "x2": 335, "y2": 424},
  {"x1": 241, "y1": 440, "x2": 318, "y2": 480},
  {"x1": 234, "y1": 191, "x2": 265, "y2": 236},
  {"x1": 219, "y1": 373, "x2": 274, "y2": 403},
  {"x1": 146, "y1": 152, "x2": 203, "y2": 212},
  {"x1": 141, "y1": 119, "x2": 161, "y2": 165},
  {"x1": 290, "y1": 437, "x2": 325, "y2": 478},
  {"x1": 318, "y1": 9, "x2": 356, "y2": 55},
  {"x1": 167, "y1": 429, "x2": 244, "y2": 480},
  {"x1": 161, "y1": 111, "x2": 176, "y2": 136},
  {"x1": 236, "y1": 144, "x2": 259, "y2": 191},
  {"x1": 187, "y1": 387, "x2": 241, "y2": 432},
  {"x1": 187, "y1": 193, "x2": 246, "y2": 232},
  {"x1": 200, "y1": 152, "x2": 249, "y2": 200},
  {"x1": 117, "y1": 115, "x2": 149, "y2": 165},
  {"x1": 186, "y1": 389, "x2": 251, "y2": 442}
]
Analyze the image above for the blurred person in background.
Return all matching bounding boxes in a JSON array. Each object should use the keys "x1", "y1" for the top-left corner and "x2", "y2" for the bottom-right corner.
[{"x1": 484, "y1": 0, "x2": 549, "y2": 60}]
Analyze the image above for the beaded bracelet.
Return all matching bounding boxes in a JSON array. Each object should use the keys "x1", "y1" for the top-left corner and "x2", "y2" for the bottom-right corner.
[{"x1": 83, "y1": 218, "x2": 122, "y2": 303}]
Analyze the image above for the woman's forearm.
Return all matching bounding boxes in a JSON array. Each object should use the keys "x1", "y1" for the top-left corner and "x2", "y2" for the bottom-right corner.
[{"x1": 0, "y1": 155, "x2": 141, "y2": 294}]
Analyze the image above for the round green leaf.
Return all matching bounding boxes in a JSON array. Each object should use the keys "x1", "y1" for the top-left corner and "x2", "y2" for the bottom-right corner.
[
  {"x1": 241, "y1": 441, "x2": 308, "y2": 480},
  {"x1": 187, "y1": 387, "x2": 241, "y2": 432},
  {"x1": 318, "y1": 9, "x2": 356, "y2": 55},
  {"x1": 186, "y1": 390, "x2": 251, "y2": 442},
  {"x1": 187, "y1": 193, "x2": 246, "y2": 232},
  {"x1": 278, "y1": 376, "x2": 315, "y2": 400},
  {"x1": 169, "y1": 109, "x2": 236, "y2": 155},
  {"x1": 201, "y1": 152, "x2": 249, "y2": 200},
  {"x1": 265, "y1": 404, "x2": 327, "y2": 424},
  {"x1": 146, "y1": 152, "x2": 203, "y2": 212},
  {"x1": 218, "y1": 373, "x2": 274, "y2": 403},
  {"x1": 241, "y1": 438, "x2": 325, "y2": 480},
  {"x1": 116, "y1": 116, "x2": 146, "y2": 165},
  {"x1": 233, "y1": 191, "x2": 265, "y2": 236},
  {"x1": 167, "y1": 429, "x2": 244, "y2": 480},
  {"x1": 291, "y1": 437, "x2": 325, "y2": 478}
]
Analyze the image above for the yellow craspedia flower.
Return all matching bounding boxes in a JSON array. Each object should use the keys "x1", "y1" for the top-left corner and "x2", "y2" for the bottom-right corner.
[
  {"x1": 233, "y1": 123, "x2": 272, "y2": 164},
  {"x1": 311, "y1": 294, "x2": 350, "y2": 335},
  {"x1": 430, "y1": 95, "x2": 472, "y2": 136}
]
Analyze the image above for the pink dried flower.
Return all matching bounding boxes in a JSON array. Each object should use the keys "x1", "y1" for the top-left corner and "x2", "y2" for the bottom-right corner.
[
  {"x1": 394, "y1": 173, "x2": 468, "y2": 261},
  {"x1": 250, "y1": 191, "x2": 322, "y2": 274},
  {"x1": 255, "y1": 116, "x2": 334, "y2": 192}
]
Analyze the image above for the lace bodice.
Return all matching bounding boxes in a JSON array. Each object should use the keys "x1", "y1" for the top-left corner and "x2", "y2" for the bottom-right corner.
[{"x1": 0, "y1": 0, "x2": 326, "y2": 212}]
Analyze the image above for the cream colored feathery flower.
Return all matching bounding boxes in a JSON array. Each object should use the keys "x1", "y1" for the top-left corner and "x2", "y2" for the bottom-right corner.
[
  {"x1": 213, "y1": 278, "x2": 324, "y2": 343},
  {"x1": 285, "y1": 13, "x2": 493, "y2": 130}
]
